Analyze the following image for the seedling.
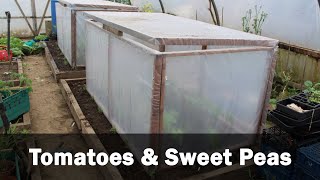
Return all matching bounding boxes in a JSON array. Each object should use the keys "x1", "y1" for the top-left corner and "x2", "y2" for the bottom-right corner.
[
  {"x1": 142, "y1": 2, "x2": 153, "y2": 13},
  {"x1": 109, "y1": 127, "x2": 117, "y2": 134},
  {"x1": 304, "y1": 81, "x2": 320, "y2": 103},
  {"x1": 63, "y1": 59, "x2": 68, "y2": 66},
  {"x1": 242, "y1": 5, "x2": 268, "y2": 35}
]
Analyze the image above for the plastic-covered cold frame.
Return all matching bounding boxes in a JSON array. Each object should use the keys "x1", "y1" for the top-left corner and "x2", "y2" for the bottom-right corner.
[
  {"x1": 84, "y1": 12, "x2": 278, "y2": 167},
  {"x1": 55, "y1": 0, "x2": 138, "y2": 68}
]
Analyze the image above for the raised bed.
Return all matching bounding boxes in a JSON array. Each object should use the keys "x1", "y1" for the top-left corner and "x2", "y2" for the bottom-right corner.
[
  {"x1": 60, "y1": 78, "x2": 123, "y2": 180},
  {"x1": 60, "y1": 79, "x2": 256, "y2": 180},
  {"x1": 0, "y1": 60, "x2": 24, "y2": 86},
  {"x1": 44, "y1": 41, "x2": 85, "y2": 82}
]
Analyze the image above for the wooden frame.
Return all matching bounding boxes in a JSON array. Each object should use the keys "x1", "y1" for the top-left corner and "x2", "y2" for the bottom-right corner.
[
  {"x1": 44, "y1": 42, "x2": 86, "y2": 82},
  {"x1": 279, "y1": 42, "x2": 320, "y2": 60},
  {"x1": 0, "y1": 60, "x2": 24, "y2": 86},
  {"x1": 60, "y1": 79, "x2": 123, "y2": 180},
  {"x1": 10, "y1": 112, "x2": 31, "y2": 131},
  {"x1": 60, "y1": 78, "x2": 258, "y2": 180},
  {"x1": 81, "y1": 12, "x2": 278, "y2": 177}
]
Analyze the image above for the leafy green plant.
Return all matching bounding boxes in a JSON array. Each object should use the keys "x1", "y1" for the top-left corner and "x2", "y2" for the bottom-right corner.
[
  {"x1": 34, "y1": 35, "x2": 48, "y2": 41},
  {"x1": 10, "y1": 73, "x2": 32, "y2": 90},
  {"x1": 142, "y1": 2, "x2": 154, "y2": 13},
  {"x1": 0, "y1": 37, "x2": 24, "y2": 50},
  {"x1": 242, "y1": 5, "x2": 268, "y2": 35},
  {"x1": 0, "y1": 126, "x2": 29, "y2": 150},
  {"x1": 109, "y1": 127, "x2": 117, "y2": 134},
  {"x1": 304, "y1": 81, "x2": 320, "y2": 103}
]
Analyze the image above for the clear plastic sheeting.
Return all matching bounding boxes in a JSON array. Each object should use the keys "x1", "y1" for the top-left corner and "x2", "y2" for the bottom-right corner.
[
  {"x1": 84, "y1": 12, "x2": 278, "y2": 136},
  {"x1": 164, "y1": 50, "x2": 271, "y2": 134},
  {"x1": 0, "y1": 0, "x2": 51, "y2": 37},
  {"x1": 131, "y1": 0, "x2": 320, "y2": 51},
  {"x1": 55, "y1": 0, "x2": 138, "y2": 67},
  {"x1": 214, "y1": 0, "x2": 320, "y2": 51},
  {"x1": 83, "y1": 12, "x2": 277, "y2": 163},
  {"x1": 86, "y1": 20, "x2": 110, "y2": 119},
  {"x1": 86, "y1": 20, "x2": 154, "y2": 134}
]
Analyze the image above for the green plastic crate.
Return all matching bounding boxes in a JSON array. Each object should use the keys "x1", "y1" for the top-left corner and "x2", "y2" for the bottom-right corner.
[{"x1": 0, "y1": 89, "x2": 30, "y2": 128}]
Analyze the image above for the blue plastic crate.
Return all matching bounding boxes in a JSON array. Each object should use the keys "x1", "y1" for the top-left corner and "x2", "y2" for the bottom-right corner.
[
  {"x1": 261, "y1": 144, "x2": 295, "y2": 173},
  {"x1": 294, "y1": 164, "x2": 317, "y2": 180},
  {"x1": 296, "y1": 143, "x2": 320, "y2": 179},
  {"x1": 259, "y1": 165, "x2": 293, "y2": 180}
]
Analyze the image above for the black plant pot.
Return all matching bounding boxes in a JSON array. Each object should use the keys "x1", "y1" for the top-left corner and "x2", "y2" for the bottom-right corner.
[
  {"x1": 291, "y1": 92, "x2": 320, "y2": 109},
  {"x1": 271, "y1": 110, "x2": 320, "y2": 127},
  {"x1": 277, "y1": 98, "x2": 320, "y2": 120},
  {"x1": 268, "y1": 111, "x2": 320, "y2": 139}
]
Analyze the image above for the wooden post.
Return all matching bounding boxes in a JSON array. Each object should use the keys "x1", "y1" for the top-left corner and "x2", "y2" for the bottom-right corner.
[{"x1": 71, "y1": 10, "x2": 77, "y2": 68}]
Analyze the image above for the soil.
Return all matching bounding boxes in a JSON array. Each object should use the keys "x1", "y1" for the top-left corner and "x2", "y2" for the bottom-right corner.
[
  {"x1": 0, "y1": 63, "x2": 18, "y2": 81},
  {"x1": 23, "y1": 55, "x2": 105, "y2": 180},
  {"x1": 0, "y1": 160, "x2": 15, "y2": 176},
  {"x1": 69, "y1": 80, "x2": 151, "y2": 180},
  {"x1": 68, "y1": 80, "x2": 259, "y2": 180},
  {"x1": 46, "y1": 40, "x2": 72, "y2": 71}
]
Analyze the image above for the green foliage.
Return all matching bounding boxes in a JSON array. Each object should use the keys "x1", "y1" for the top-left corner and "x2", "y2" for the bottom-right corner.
[
  {"x1": 34, "y1": 34, "x2": 48, "y2": 41},
  {"x1": 109, "y1": 127, "x2": 117, "y2": 134},
  {"x1": 0, "y1": 37, "x2": 24, "y2": 49},
  {"x1": 10, "y1": 73, "x2": 32, "y2": 90},
  {"x1": 304, "y1": 81, "x2": 320, "y2": 103},
  {"x1": 142, "y1": 2, "x2": 154, "y2": 13},
  {"x1": 0, "y1": 126, "x2": 29, "y2": 150},
  {"x1": 242, "y1": 5, "x2": 268, "y2": 35},
  {"x1": 21, "y1": 42, "x2": 44, "y2": 56}
]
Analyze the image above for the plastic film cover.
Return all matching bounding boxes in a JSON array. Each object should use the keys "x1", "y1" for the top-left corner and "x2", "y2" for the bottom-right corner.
[
  {"x1": 85, "y1": 20, "x2": 155, "y2": 134},
  {"x1": 86, "y1": 21, "x2": 110, "y2": 119},
  {"x1": 83, "y1": 12, "x2": 278, "y2": 47},
  {"x1": 131, "y1": 0, "x2": 320, "y2": 51}
]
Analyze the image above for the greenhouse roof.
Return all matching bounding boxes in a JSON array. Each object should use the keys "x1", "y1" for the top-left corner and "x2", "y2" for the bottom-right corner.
[
  {"x1": 59, "y1": 0, "x2": 138, "y2": 10},
  {"x1": 84, "y1": 12, "x2": 278, "y2": 47}
]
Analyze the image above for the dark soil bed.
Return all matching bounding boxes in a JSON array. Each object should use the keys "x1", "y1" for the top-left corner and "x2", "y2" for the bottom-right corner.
[
  {"x1": 46, "y1": 40, "x2": 83, "y2": 71},
  {"x1": 68, "y1": 80, "x2": 260, "y2": 180},
  {"x1": 0, "y1": 63, "x2": 18, "y2": 81},
  {"x1": 69, "y1": 80, "x2": 150, "y2": 180}
]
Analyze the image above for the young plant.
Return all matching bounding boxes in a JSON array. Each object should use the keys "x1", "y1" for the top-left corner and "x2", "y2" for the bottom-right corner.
[
  {"x1": 34, "y1": 35, "x2": 48, "y2": 41},
  {"x1": 242, "y1": 5, "x2": 268, "y2": 35},
  {"x1": 304, "y1": 81, "x2": 320, "y2": 103},
  {"x1": 109, "y1": 127, "x2": 117, "y2": 134},
  {"x1": 142, "y1": 2, "x2": 154, "y2": 13},
  {"x1": 10, "y1": 73, "x2": 32, "y2": 91}
]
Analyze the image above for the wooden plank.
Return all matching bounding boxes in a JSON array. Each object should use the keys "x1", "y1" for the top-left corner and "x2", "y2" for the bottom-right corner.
[
  {"x1": 103, "y1": 24, "x2": 123, "y2": 36},
  {"x1": 44, "y1": 42, "x2": 86, "y2": 82},
  {"x1": 59, "y1": 0, "x2": 138, "y2": 11},
  {"x1": 150, "y1": 56, "x2": 163, "y2": 134},
  {"x1": 163, "y1": 46, "x2": 274, "y2": 57},
  {"x1": 11, "y1": 112, "x2": 31, "y2": 131},
  {"x1": 279, "y1": 42, "x2": 320, "y2": 59},
  {"x1": 71, "y1": 10, "x2": 77, "y2": 68},
  {"x1": 60, "y1": 79, "x2": 123, "y2": 180},
  {"x1": 182, "y1": 160, "x2": 254, "y2": 180},
  {"x1": 60, "y1": 79, "x2": 85, "y2": 130},
  {"x1": 159, "y1": 56, "x2": 166, "y2": 133},
  {"x1": 257, "y1": 49, "x2": 277, "y2": 134}
]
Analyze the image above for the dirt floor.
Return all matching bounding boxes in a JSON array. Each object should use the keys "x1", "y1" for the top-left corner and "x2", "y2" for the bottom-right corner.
[{"x1": 23, "y1": 55, "x2": 106, "y2": 180}]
